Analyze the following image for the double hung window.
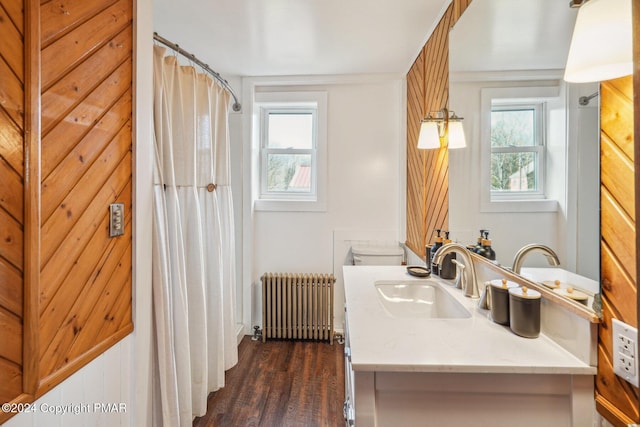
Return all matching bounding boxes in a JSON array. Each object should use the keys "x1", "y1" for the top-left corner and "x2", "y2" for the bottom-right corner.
[
  {"x1": 254, "y1": 91, "x2": 327, "y2": 211},
  {"x1": 260, "y1": 108, "x2": 316, "y2": 199},
  {"x1": 490, "y1": 102, "x2": 545, "y2": 199}
]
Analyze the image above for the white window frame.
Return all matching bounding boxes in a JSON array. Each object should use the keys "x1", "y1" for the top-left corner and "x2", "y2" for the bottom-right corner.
[
  {"x1": 253, "y1": 91, "x2": 328, "y2": 212},
  {"x1": 259, "y1": 106, "x2": 317, "y2": 200},
  {"x1": 489, "y1": 102, "x2": 546, "y2": 200},
  {"x1": 480, "y1": 86, "x2": 559, "y2": 213}
]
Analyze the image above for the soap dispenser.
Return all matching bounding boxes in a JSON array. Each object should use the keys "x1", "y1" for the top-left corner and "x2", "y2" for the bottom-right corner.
[
  {"x1": 481, "y1": 230, "x2": 496, "y2": 261},
  {"x1": 430, "y1": 229, "x2": 444, "y2": 276},
  {"x1": 475, "y1": 230, "x2": 487, "y2": 258},
  {"x1": 439, "y1": 231, "x2": 457, "y2": 279},
  {"x1": 473, "y1": 229, "x2": 486, "y2": 254}
]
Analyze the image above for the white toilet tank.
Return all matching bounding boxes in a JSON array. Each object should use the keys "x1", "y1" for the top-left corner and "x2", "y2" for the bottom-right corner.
[{"x1": 351, "y1": 245, "x2": 405, "y2": 266}]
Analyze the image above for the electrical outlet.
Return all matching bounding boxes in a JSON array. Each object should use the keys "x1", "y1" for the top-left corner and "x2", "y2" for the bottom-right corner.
[
  {"x1": 612, "y1": 318, "x2": 639, "y2": 387},
  {"x1": 619, "y1": 353, "x2": 635, "y2": 375}
]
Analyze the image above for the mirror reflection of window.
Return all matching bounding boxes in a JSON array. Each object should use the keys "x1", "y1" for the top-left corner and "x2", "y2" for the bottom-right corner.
[{"x1": 490, "y1": 103, "x2": 545, "y2": 199}]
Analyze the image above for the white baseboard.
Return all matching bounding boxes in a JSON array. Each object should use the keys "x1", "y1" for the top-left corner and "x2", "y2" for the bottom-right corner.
[{"x1": 236, "y1": 323, "x2": 245, "y2": 345}]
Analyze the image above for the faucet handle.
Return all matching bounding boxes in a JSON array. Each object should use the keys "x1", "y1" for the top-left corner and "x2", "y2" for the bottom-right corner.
[{"x1": 451, "y1": 259, "x2": 466, "y2": 290}]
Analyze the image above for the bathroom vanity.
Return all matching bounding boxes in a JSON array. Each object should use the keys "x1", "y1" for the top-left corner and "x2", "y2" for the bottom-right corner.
[{"x1": 343, "y1": 264, "x2": 598, "y2": 427}]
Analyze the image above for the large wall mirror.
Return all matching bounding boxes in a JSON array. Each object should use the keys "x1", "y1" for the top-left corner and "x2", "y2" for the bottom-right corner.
[{"x1": 448, "y1": 0, "x2": 601, "y2": 310}]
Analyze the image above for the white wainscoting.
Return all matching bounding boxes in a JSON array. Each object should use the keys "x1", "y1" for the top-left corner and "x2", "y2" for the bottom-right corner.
[{"x1": 4, "y1": 336, "x2": 133, "y2": 427}]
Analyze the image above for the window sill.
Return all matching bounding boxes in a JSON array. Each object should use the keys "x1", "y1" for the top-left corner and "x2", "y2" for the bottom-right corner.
[
  {"x1": 254, "y1": 198, "x2": 327, "y2": 212},
  {"x1": 480, "y1": 198, "x2": 558, "y2": 213}
]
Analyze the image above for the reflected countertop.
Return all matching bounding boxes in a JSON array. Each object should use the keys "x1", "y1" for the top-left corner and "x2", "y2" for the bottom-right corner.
[{"x1": 520, "y1": 267, "x2": 599, "y2": 295}]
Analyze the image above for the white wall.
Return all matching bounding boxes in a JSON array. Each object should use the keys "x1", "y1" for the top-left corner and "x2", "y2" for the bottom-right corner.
[
  {"x1": 131, "y1": 0, "x2": 155, "y2": 423},
  {"x1": 242, "y1": 76, "x2": 404, "y2": 332},
  {"x1": 448, "y1": 72, "x2": 599, "y2": 276},
  {"x1": 566, "y1": 82, "x2": 599, "y2": 280},
  {"x1": 4, "y1": 338, "x2": 133, "y2": 427},
  {"x1": 225, "y1": 75, "x2": 245, "y2": 329}
]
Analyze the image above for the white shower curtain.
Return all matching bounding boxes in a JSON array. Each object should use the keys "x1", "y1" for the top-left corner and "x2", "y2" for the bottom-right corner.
[{"x1": 151, "y1": 45, "x2": 238, "y2": 426}]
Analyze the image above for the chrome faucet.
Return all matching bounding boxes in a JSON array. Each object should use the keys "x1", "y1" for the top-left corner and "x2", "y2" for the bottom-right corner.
[
  {"x1": 433, "y1": 243, "x2": 479, "y2": 298},
  {"x1": 511, "y1": 244, "x2": 560, "y2": 274}
]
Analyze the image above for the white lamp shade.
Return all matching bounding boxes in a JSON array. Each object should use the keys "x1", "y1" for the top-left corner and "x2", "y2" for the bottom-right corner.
[
  {"x1": 417, "y1": 121, "x2": 441, "y2": 149},
  {"x1": 564, "y1": 0, "x2": 632, "y2": 83},
  {"x1": 447, "y1": 121, "x2": 466, "y2": 149}
]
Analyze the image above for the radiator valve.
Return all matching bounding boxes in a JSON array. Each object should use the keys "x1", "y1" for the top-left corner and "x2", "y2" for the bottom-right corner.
[{"x1": 251, "y1": 325, "x2": 262, "y2": 341}]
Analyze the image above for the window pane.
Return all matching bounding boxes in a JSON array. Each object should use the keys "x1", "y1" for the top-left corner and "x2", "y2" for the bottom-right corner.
[
  {"x1": 267, "y1": 154, "x2": 312, "y2": 192},
  {"x1": 491, "y1": 152, "x2": 538, "y2": 192},
  {"x1": 268, "y1": 113, "x2": 313, "y2": 149},
  {"x1": 491, "y1": 109, "x2": 535, "y2": 148}
]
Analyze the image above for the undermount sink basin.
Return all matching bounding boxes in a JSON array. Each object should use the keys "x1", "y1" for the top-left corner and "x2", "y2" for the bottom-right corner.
[{"x1": 375, "y1": 280, "x2": 471, "y2": 319}]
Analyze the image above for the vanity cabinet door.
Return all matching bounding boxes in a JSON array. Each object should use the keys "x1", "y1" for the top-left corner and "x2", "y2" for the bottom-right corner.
[{"x1": 344, "y1": 307, "x2": 355, "y2": 426}]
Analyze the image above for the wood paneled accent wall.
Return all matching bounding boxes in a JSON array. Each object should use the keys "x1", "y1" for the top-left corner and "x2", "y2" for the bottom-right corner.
[
  {"x1": 405, "y1": 0, "x2": 472, "y2": 258},
  {"x1": 595, "y1": 6, "x2": 640, "y2": 424},
  {"x1": 597, "y1": 75, "x2": 638, "y2": 426},
  {"x1": 0, "y1": 0, "x2": 133, "y2": 422},
  {"x1": 0, "y1": 0, "x2": 26, "y2": 408}
]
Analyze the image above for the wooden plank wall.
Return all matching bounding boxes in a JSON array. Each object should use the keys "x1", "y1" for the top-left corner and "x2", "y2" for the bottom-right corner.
[
  {"x1": 595, "y1": 6, "x2": 640, "y2": 424},
  {"x1": 406, "y1": 48, "x2": 425, "y2": 257},
  {"x1": 0, "y1": 0, "x2": 133, "y2": 422},
  {"x1": 405, "y1": 0, "x2": 472, "y2": 258},
  {"x1": 596, "y1": 75, "x2": 638, "y2": 426},
  {"x1": 38, "y1": 0, "x2": 134, "y2": 389},
  {"x1": 0, "y1": 0, "x2": 25, "y2": 408}
]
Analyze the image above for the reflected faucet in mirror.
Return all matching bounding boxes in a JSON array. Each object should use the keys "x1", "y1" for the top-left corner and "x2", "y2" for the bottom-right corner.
[
  {"x1": 433, "y1": 243, "x2": 479, "y2": 299},
  {"x1": 511, "y1": 244, "x2": 561, "y2": 274}
]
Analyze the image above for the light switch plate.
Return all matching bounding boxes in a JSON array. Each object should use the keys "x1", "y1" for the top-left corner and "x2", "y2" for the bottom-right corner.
[
  {"x1": 109, "y1": 203, "x2": 125, "y2": 237},
  {"x1": 612, "y1": 318, "x2": 639, "y2": 387}
]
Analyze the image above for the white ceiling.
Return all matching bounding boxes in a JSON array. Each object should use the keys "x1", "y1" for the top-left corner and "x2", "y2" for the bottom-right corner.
[
  {"x1": 153, "y1": 0, "x2": 451, "y2": 77},
  {"x1": 450, "y1": 0, "x2": 578, "y2": 73},
  {"x1": 153, "y1": 0, "x2": 578, "y2": 79}
]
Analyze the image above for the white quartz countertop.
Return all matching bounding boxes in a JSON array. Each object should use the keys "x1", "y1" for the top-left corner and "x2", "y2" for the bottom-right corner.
[{"x1": 343, "y1": 266, "x2": 596, "y2": 375}]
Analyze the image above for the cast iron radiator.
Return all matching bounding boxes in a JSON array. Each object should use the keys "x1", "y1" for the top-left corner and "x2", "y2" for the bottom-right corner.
[{"x1": 261, "y1": 273, "x2": 335, "y2": 344}]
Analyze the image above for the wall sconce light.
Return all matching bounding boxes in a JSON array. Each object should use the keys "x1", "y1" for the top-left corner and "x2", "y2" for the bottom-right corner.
[
  {"x1": 564, "y1": 0, "x2": 632, "y2": 83},
  {"x1": 416, "y1": 119, "x2": 441, "y2": 149},
  {"x1": 417, "y1": 108, "x2": 466, "y2": 149}
]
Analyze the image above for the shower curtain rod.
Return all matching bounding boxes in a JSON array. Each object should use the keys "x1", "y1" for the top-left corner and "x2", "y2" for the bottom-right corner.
[
  {"x1": 578, "y1": 91, "x2": 598, "y2": 106},
  {"x1": 153, "y1": 32, "x2": 242, "y2": 112}
]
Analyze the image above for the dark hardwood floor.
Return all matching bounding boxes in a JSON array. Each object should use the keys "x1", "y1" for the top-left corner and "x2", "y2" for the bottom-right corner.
[{"x1": 193, "y1": 336, "x2": 345, "y2": 427}]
